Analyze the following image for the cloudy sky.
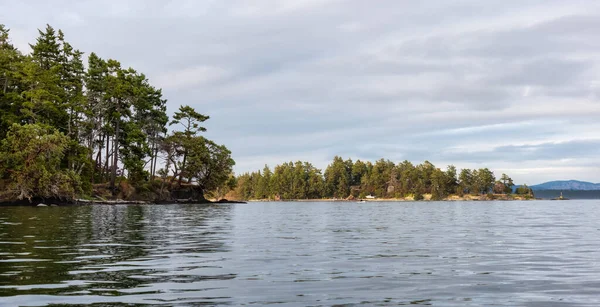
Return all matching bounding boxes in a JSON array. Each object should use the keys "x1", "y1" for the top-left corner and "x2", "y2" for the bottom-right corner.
[{"x1": 3, "y1": 0, "x2": 600, "y2": 184}]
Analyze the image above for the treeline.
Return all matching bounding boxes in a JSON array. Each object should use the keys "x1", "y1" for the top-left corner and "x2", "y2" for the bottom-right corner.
[
  {"x1": 234, "y1": 156, "x2": 530, "y2": 200},
  {"x1": 0, "y1": 24, "x2": 234, "y2": 202}
]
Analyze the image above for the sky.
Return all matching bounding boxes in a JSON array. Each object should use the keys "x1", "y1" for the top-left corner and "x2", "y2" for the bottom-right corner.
[{"x1": 3, "y1": 0, "x2": 600, "y2": 184}]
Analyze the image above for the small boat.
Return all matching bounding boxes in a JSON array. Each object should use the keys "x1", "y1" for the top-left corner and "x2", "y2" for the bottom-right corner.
[{"x1": 357, "y1": 200, "x2": 367, "y2": 203}]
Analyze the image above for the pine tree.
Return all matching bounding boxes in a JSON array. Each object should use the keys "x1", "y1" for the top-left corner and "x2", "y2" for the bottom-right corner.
[
  {"x1": 0, "y1": 24, "x2": 24, "y2": 138},
  {"x1": 169, "y1": 105, "x2": 209, "y2": 186}
]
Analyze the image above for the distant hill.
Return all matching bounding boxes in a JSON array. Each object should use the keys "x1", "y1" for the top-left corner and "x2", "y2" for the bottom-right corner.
[{"x1": 530, "y1": 180, "x2": 600, "y2": 191}]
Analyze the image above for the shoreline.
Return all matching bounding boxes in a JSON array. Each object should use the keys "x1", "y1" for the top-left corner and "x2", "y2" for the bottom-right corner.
[
  {"x1": 244, "y1": 194, "x2": 536, "y2": 202},
  {"x1": 0, "y1": 198, "x2": 247, "y2": 207},
  {"x1": 0, "y1": 193, "x2": 537, "y2": 206}
]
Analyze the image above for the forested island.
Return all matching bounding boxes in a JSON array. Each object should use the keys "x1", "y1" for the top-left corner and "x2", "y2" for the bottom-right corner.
[
  {"x1": 0, "y1": 24, "x2": 235, "y2": 205},
  {"x1": 230, "y1": 157, "x2": 535, "y2": 201},
  {"x1": 0, "y1": 24, "x2": 533, "y2": 206}
]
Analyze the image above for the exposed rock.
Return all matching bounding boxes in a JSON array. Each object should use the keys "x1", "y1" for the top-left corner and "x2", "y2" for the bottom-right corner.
[{"x1": 37, "y1": 203, "x2": 48, "y2": 207}]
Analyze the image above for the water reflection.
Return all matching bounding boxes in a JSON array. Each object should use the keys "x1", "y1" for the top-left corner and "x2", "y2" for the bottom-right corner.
[
  {"x1": 0, "y1": 204, "x2": 234, "y2": 305},
  {"x1": 2, "y1": 201, "x2": 600, "y2": 306}
]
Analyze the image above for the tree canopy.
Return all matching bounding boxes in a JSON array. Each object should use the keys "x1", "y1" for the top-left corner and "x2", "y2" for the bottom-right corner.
[
  {"x1": 233, "y1": 156, "x2": 514, "y2": 201},
  {"x1": 0, "y1": 24, "x2": 234, "y2": 203}
]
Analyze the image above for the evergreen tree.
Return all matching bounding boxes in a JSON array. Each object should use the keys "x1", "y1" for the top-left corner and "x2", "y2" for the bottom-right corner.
[
  {"x1": 169, "y1": 105, "x2": 209, "y2": 186},
  {"x1": 324, "y1": 156, "x2": 351, "y2": 198},
  {"x1": 0, "y1": 25, "x2": 24, "y2": 138},
  {"x1": 0, "y1": 124, "x2": 79, "y2": 201},
  {"x1": 459, "y1": 168, "x2": 473, "y2": 195}
]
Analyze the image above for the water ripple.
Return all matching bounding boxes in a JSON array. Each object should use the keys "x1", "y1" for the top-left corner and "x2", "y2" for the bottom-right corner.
[{"x1": 1, "y1": 201, "x2": 600, "y2": 306}]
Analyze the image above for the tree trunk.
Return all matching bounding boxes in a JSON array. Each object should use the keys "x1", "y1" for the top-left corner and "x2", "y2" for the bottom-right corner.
[
  {"x1": 93, "y1": 134, "x2": 103, "y2": 184},
  {"x1": 104, "y1": 134, "x2": 110, "y2": 182},
  {"x1": 110, "y1": 120, "x2": 120, "y2": 195},
  {"x1": 152, "y1": 145, "x2": 159, "y2": 179},
  {"x1": 178, "y1": 151, "x2": 187, "y2": 187},
  {"x1": 149, "y1": 136, "x2": 156, "y2": 179}
]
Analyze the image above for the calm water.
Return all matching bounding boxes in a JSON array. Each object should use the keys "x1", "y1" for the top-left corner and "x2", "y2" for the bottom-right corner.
[{"x1": 1, "y1": 201, "x2": 600, "y2": 306}]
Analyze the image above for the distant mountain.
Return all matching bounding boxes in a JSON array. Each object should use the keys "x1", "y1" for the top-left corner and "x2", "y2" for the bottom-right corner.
[{"x1": 530, "y1": 180, "x2": 600, "y2": 191}]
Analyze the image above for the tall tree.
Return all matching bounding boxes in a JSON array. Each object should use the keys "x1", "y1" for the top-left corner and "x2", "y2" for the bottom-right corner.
[
  {"x1": 185, "y1": 136, "x2": 235, "y2": 194},
  {"x1": 20, "y1": 25, "x2": 65, "y2": 128},
  {"x1": 83, "y1": 52, "x2": 107, "y2": 182},
  {"x1": 459, "y1": 168, "x2": 473, "y2": 195},
  {"x1": 105, "y1": 60, "x2": 136, "y2": 193},
  {"x1": 0, "y1": 24, "x2": 24, "y2": 138},
  {"x1": 169, "y1": 105, "x2": 209, "y2": 185},
  {"x1": 324, "y1": 156, "x2": 351, "y2": 198},
  {"x1": 0, "y1": 23, "x2": 238, "y2": 203},
  {"x1": 500, "y1": 173, "x2": 514, "y2": 194}
]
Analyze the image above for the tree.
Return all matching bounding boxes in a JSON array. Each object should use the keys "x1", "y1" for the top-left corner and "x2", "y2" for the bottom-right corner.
[
  {"x1": 474, "y1": 168, "x2": 495, "y2": 194},
  {"x1": 351, "y1": 160, "x2": 368, "y2": 186},
  {"x1": 236, "y1": 157, "x2": 515, "y2": 202},
  {"x1": 255, "y1": 165, "x2": 272, "y2": 199},
  {"x1": 0, "y1": 23, "x2": 237, "y2": 203},
  {"x1": 105, "y1": 60, "x2": 136, "y2": 193},
  {"x1": 56, "y1": 29, "x2": 85, "y2": 140},
  {"x1": 397, "y1": 160, "x2": 416, "y2": 196},
  {"x1": 0, "y1": 25, "x2": 24, "y2": 139},
  {"x1": 430, "y1": 168, "x2": 448, "y2": 200},
  {"x1": 0, "y1": 124, "x2": 79, "y2": 201},
  {"x1": 444, "y1": 165, "x2": 458, "y2": 195},
  {"x1": 181, "y1": 136, "x2": 235, "y2": 193},
  {"x1": 169, "y1": 105, "x2": 209, "y2": 185},
  {"x1": 365, "y1": 159, "x2": 395, "y2": 197},
  {"x1": 515, "y1": 184, "x2": 534, "y2": 196},
  {"x1": 459, "y1": 169, "x2": 473, "y2": 195},
  {"x1": 305, "y1": 163, "x2": 325, "y2": 199},
  {"x1": 416, "y1": 161, "x2": 435, "y2": 193},
  {"x1": 82, "y1": 52, "x2": 107, "y2": 182},
  {"x1": 20, "y1": 25, "x2": 75, "y2": 131},
  {"x1": 493, "y1": 181, "x2": 506, "y2": 194},
  {"x1": 500, "y1": 173, "x2": 514, "y2": 194},
  {"x1": 324, "y1": 156, "x2": 351, "y2": 198}
]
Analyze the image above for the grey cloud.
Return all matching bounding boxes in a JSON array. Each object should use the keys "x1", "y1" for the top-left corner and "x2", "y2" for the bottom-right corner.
[
  {"x1": 441, "y1": 139, "x2": 600, "y2": 164},
  {"x1": 3, "y1": 0, "x2": 600, "y2": 184},
  {"x1": 487, "y1": 58, "x2": 589, "y2": 87}
]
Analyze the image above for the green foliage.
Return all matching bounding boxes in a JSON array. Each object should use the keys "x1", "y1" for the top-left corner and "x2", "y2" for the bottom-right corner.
[
  {"x1": 324, "y1": 156, "x2": 352, "y2": 198},
  {"x1": 236, "y1": 157, "x2": 515, "y2": 201},
  {"x1": 170, "y1": 105, "x2": 209, "y2": 136},
  {"x1": 0, "y1": 124, "x2": 80, "y2": 201},
  {"x1": 430, "y1": 168, "x2": 448, "y2": 200},
  {"x1": 0, "y1": 25, "x2": 24, "y2": 139},
  {"x1": 500, "y1": 173, "x2": 515, "y2": 194},
  {"x1": 235, "y1": 161, "x2": 324, "y2": 200},
  {"x1": 186, "y1": 137, "x2": 235, "y2": 192},
  {"x1": 413, "y1": 190, "x2": 424, "y2": 201},
  {"x1": 159, "y1": 105, "x2": 234, "y2": 198},
  {"x1": 515, "y1": 184, "x2": 534, "y2": 196},
  {"x1": 0, "y1": 23, "x2": 234, "y2": 203}
]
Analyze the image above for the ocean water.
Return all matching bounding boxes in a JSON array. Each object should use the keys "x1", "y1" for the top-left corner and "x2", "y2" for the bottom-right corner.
[{"x1": 1, "y1": 200, "x2": 600, "y2": 306}]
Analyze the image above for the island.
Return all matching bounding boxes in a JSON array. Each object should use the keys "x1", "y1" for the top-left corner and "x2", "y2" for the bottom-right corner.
[
  {"x1": 227, "y1": 157, "x2": 535, "y2": 202},
  {"x1": 0, "y1": 24, "x2": 533, "y2": 206}
]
